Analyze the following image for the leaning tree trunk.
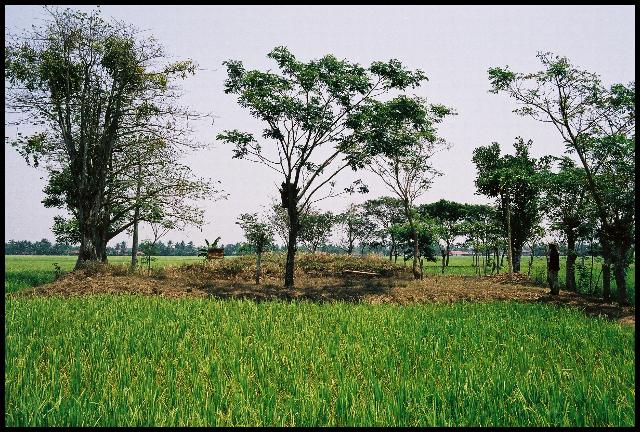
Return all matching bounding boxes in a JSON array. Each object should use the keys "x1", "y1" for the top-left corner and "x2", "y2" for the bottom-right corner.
[
  {"x1": 445, "y1": 240, "x2": 451, "y2": 267},
  {"x1": 565, "y1": 230, "x2": 577, "y2": 292}
]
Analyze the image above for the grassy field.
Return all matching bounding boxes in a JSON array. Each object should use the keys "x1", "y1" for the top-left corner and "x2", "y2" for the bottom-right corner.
[
  {"x1": 4, "y1": 254, "x2": 635, "y2": 426},
  {"x1": 4, "y1": 255, "x2": 203, "y2": 294},
  {"x1": 5, "y1": 296, "x2": 634, "y2": 426},
  {"x1": 403, "y1": 255, "x2": 635, "y2": 304}
]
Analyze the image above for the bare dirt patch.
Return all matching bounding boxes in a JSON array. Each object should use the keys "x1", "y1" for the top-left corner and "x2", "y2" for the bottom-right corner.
[{"x1": 12, "y1": 260, "x2": 634, "y2": 326}]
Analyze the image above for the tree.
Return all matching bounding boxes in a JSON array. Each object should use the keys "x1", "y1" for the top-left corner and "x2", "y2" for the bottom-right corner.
[
  {"x1": 362, "y1": 196, "x2": 405, "y2": 261},
  {"x1": 389, "y1": 214, "x2": 438, "y2": 276},
  {"x1": 298, "y1": 210, "x2": 335, "y2": 253},
  {"x1": 6, "y1": 7, "x2": 209, "y2": 269},
  {"x1": 488, "y1": 52, "x2": 634, "y2": 304},
  {"x1": 336, "y1": 204, "x2": 373, "y2": 255},
  {"x1": 462, "y1": 204, "x2": 503, "y2": 274},
  {"x1": 237, "y1": 213, "x2": 274, "y2": 284},
  {"x1": 218, "y1": 46, "x2": 431, "y2": 288},
  {"x1": 472, "y1": 138, "x2": 542, "y2": 274},
  {"x1": 419, "y1": 199, "x2": 468, "y2": 271},
  {"x1": 539, "y1": 156, "x2": 593, "y2": 290},
  {"x1": 366, "y1": 120, "x2": 453, "y2": 278}
]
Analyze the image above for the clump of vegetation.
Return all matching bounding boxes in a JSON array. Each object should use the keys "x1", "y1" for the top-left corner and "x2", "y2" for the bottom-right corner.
[
  {"x1": 180, "y1": 252, "x2": 407, "y2": 281},
  {"x1": 198, "y1": 237, "x2": 223, "y2": 258},
  {"x1": 237, "y1": 214, "x2": 274, "y2": 284}
]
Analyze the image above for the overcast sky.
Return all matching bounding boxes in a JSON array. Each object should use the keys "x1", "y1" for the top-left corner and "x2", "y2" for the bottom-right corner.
[{"x1": 4, "y1": 5, "x2": 635, "y2": 246}]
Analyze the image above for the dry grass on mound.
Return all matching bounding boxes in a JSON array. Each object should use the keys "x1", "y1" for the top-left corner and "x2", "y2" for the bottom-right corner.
[{"x1": 12, "y1": 253, "x2": 634, "y2": 325}]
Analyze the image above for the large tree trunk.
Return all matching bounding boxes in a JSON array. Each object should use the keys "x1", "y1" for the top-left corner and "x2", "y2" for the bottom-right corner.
[
  {"x1": 97, "y1": 229, "x2": 108, "y2": 262},
  {"x1": 512, "y1": 245, "x2": 522, "y2": 273},
  {"x1": 75, "y1": 204, "x2": 101, "y2": 269},
  {"x1": 389, "y1": 236, "x2": 394, "y2": 261},
  {"x1": 284, "y1": 202, "x2": 300, "y2": 289},
  {"x1": 565, "y1": 230, "x2": 577, "y2": 292},
  {"x1": 611, "y1": 241, "x2": 629, "y2": 305}
]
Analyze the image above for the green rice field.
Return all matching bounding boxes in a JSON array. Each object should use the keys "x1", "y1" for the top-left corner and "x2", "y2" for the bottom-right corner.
[{"x1": 4, "y1": 255, "x2": 636, "y2": 426}]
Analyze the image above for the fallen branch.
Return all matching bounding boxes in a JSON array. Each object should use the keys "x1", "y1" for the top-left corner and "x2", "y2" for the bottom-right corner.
[{"x1": 342, "y1": 270, "x2": 379, "y2": 276}]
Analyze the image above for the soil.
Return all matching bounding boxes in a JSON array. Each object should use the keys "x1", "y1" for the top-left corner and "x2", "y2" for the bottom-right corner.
[{"x1": 13, "y1": 268, "x2": 635, "y2": 327}]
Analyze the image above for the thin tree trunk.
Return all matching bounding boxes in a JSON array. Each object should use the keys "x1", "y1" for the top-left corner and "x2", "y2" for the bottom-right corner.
[
  {"x1": 403, "y1": 200, "x2": 420, "y2": 280},
  {"x1": 589, "y1": 240, "x2": 594, "y2": 294},
  {"x1": 602, "y1": 261, "x2": 611, "y2": 301},
  {"x1": 131, "y1": 215, "x2": 140, "y2": 269},
  {"x1": 255, "y1": 251, "x2": 262, "y2": 285},
  {"x1": 412, "y1": 228, "x2": 420, "y2": 279},
  {"x1": 445, "y1": 240, "x2": 451, "y2": 267},
  {"x1": 527, "y1": 244, "x2": 533, "y2": 276},
  {"x1": 565, "y1": 230, "x2": 577, "y2": 292},
  {"x1": 600, "y1": 233, "x2": 612, "y2": 301},
  {"x1": 505, "y1": 195, "x2": 514, "y2": 275},
  {"x1": 131, "y1": 159, "x2": 142, "y2": 269}
]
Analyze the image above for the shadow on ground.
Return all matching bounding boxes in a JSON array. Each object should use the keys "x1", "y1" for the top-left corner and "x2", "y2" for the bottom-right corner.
[{"x1": 12, "y1": 268, "x2": 634, "y2": 326}]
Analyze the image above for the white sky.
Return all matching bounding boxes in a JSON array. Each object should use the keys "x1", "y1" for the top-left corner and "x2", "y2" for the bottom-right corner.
[{"x1": 4, "y1": 5, "x2": 635, "y2": 246}]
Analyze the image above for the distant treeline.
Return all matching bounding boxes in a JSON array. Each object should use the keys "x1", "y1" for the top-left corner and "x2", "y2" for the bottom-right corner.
[
  {"x1": 4, "y1": 239, "x2": 600, "y2": 257},
  {"x1": 5, "y1": 239, "x2": 389, "y2": 256}
]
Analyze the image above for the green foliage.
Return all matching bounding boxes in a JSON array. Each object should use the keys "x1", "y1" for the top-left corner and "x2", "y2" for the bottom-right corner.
[
  {"x1": 538, "y1": 156, "x2": 594, "y2": 241},
  {"x1": 419, "y1": 200, "x2": 468, "y2": 253},
  {"x1": 298, "y1": 210, "x2": 335, "y2": 253},
  {"x1": 5, "y1": 6, "x2": 216, "y2": 265},
  {"x1": 472, "y1": 138, "x2": 543, "y2": 266},
  {"x1": 487, "y1": 52, "x2": 635, "y2": 300},
  {"x1": 389, "y1": 216, "x2": 439, "y2": 263},
  {"x1": 237, "y1": 213, "x2": 274, "y2": 256},
  {"x1": 217, "y1": 46, "x2": 439, "y2": 212}
]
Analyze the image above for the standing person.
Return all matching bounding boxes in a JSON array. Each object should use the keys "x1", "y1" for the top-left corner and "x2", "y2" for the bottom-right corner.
[{"x1": 547, "y1": 243, "x2": 560, "y2": 295}]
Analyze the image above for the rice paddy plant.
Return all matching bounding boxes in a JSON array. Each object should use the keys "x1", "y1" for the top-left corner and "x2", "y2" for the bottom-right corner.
[{"x1": 4, "y1": 296, "x2": 635, "y2": 427}]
